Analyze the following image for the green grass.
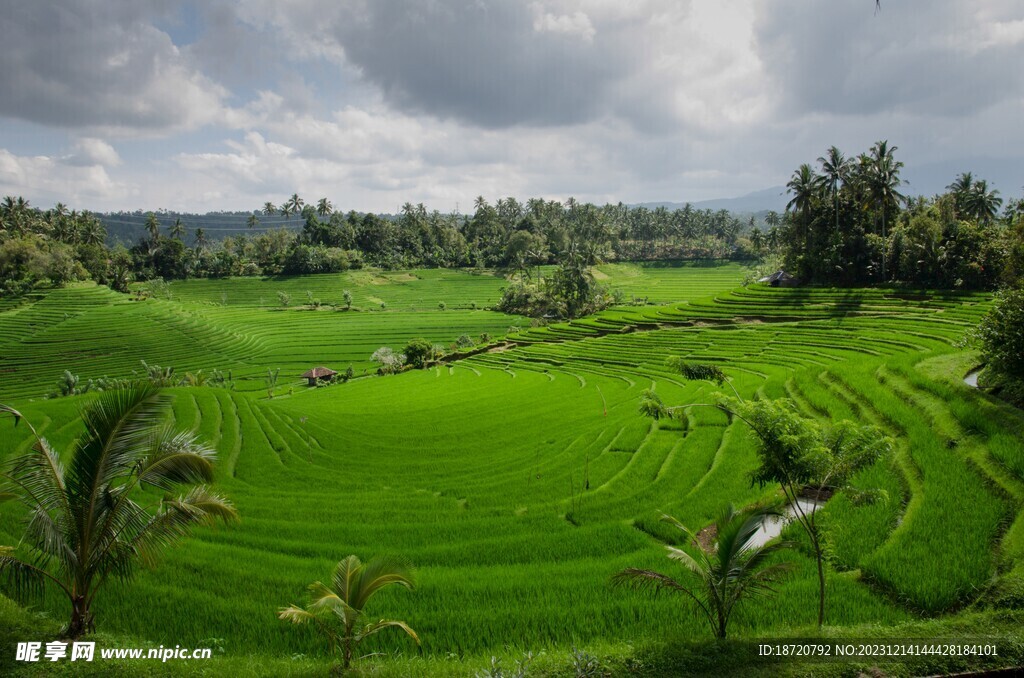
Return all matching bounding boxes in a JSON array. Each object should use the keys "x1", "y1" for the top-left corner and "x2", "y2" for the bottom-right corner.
[{"x1": 2, "y1": 263, "x2": 1023, "y2": 672}]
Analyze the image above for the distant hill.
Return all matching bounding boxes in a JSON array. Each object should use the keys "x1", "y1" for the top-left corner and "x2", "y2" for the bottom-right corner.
[{"x1": 633, "y1": 186, "x2": 788, "y2": 215}]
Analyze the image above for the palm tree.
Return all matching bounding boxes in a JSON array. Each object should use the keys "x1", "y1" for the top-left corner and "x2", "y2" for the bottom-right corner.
[
  {"x1": 0, "y1": 386, "x2": 237, "y2": 638},
  {"x1": 263, "y1": 202, "x2": 277, "y2": 217},
  {"x1": 816, "y1": 146, "x2": 849, "y2": 233},
  {"x1": 280, "y1": 204, "x2": 294, "y2": 220},
  {"x1": 614, "y1": 505, "x2": 793, "y2": 639},
  {"x1": 867, "y1": 140, "x2": 905, "y2": 279},
  {"x1": 946, "y1": 172, "x2": 974, "y2": 216},
  {"x1": 194, "y1": 228, "x2": 208, "y2": 250},
  {"x1": 144, "y1": 213, "x2": 161, "y2": 242},
  {"x1": 286, "y1": 193, "x2": 304, "y2": 216},
  {"x1": 246, "y1": 214, "x2": 259, "y2": 230},
  {"x1": 316, "y1": 198, "x2": 333, "y2": 217},
  {"x1": 970, "y1": 180, "x2": 1002, "y2": 224},
  {"x1": 786, "y1": 164, "x2": 818, "y2": 252},
  {"x1": 80, "y1": 218, "x2": 106, "y2": 247},
  {"x1": 279, "y1": 554, "x2": 419, "y2": 669},
  {"x1": 169, "y1": 218, "x2": 186, "y2": 240}
]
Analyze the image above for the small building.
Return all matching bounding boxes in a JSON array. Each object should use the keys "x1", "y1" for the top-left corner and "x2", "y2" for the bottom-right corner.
[
  {"x1": 302, "y1": 366, "x2": 337, "y2": 386},
  {"x1": 757, "y1": 270, "x2": 800, "y2": 288}
]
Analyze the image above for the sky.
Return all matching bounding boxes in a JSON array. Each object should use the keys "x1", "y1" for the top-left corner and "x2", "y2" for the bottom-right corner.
[{"x1": 0, "y1": 0, "x2": 1021, "y2": 214}]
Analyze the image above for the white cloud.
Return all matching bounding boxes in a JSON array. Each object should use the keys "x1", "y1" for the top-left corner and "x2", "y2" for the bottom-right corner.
[
  {"x1": 531, "y1": 4, "x2": 596, "y2": 41},
  {"x1": 63, "y1": 138, "x2": 122, "y2": 168},
  {"x1": 0, "y1": 149, "x2": 131, "y2": 206},
  {"x1": 0, "y1": 2, "x2": 228, "y2": 136}
]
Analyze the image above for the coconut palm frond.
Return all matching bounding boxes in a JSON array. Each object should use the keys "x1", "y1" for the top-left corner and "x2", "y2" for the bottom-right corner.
[
  {"x1": 0, "y1": 546, "x2": 71, "y2": 598},
  {"x1": 612, "y1": 568, "x2": 687, "y2": 595},
  {"x1": 135, "y1": 427, "x2": 217, "y2": 491},
  {"x1": 278, "y1": 604, "x2": 317, "y2": 624},
  {"x1": 333, "y1": 554, "x2": 363, "y2": 605},
  {"x1": 4, "y1": 437, "x2": 69, "y2": 516},
  {"x1": 66, "y1": 384, "x2": 167, "y2": 513},
  {"x1": 350, "y1": 555, "x2": 417, "y2": 609},
  {"x1": 358, "y1": 619, "x2": 420, "y2": 645},
  {"x1": 130, "y1": 486, "x2": 237, "y2": 567}
]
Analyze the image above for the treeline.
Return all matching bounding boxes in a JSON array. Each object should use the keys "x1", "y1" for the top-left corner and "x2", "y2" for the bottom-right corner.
[
  {"x1": 0, "y1": 192, "x2": 752, "y2": 306},
  {"x1": 771, "y1": 141, "x2": 1024, "y2": 289}
]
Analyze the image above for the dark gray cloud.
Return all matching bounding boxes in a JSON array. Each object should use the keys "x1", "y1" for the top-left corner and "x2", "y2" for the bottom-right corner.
[
  {"x1": 755, "y1": 0, "x2": 1024, "y2": 118},
  {"x1": 0, "y1": 1, "x2": 224, "y2": 132},
  {"x1": 324, "y1": 0, "x2": 636, "y2": 128}
]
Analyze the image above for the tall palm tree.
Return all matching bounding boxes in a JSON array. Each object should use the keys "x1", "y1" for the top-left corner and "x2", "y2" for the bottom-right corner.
[
  {"x1": 279, "y1": 554, "x2": 419, "y2": 669},
  {"x1": 786, "y1": 164, "x2": 818, "y2": 252},
  {"x1": 246, "y1": 214, "x2": 259, "y2": 230},
  {"x1": 194, "y1": 228, "x2": 208, "y2": 250},
  {"x1": 946, "y1": 172, "x2": 974, "y2": 217},
  {"x1": 262, "y1": 202, "x2": 277, "y2": 217},
  {"x1": 0, "y1": 386, "x2": 237, "y2": 638},
  {"x1": 970, "y1": 180, "x2": 1003, "y2": 224},
  {"x1": 286, "y1": 193, "x2": 304, "y2": 216},
  {"x1": 144, "y1": 213, "x2": 161, "y2": 242},
  {"x1": 816, "y1": 146, "x2": 849, "y2": 233},
  {"x1": 316, "y1": 198, "x2": 333, "y2": 217},
  {"x1": 80, "y1": 218, "x2": 106, "y2": 247},
  {"x1": 614, "y1": 505, "x2": 793, "y2": 639},
  {"x1": 280, "y1": 204, "x2": 294, "y2": 220},
  {"x1": 867, "y1": 141, "x2": 905, "y2": 279},
  {"x1": 169, "y1": 218, "x2": 186, "y2": 241}
]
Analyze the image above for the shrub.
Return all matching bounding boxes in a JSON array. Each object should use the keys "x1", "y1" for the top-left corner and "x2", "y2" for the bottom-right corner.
[
  {"x1": 404, "y1": 338, "x2": 434, "y2": 368},
  {"x1": 977, "y1": 287, "x2": 1024, "y2": 379}
]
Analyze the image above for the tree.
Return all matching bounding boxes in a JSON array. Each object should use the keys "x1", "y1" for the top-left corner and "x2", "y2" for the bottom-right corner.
[
  {"x1": 279, "y1": 554, "x2": 419, "y2": 669},
  {"x1": 817, "y1": 146, "x2": 849, "y2": 234},
  {"x1": 403, "y1": 338, "x2": 433, "y2": 368},
  {"x1": 263, "y1": 202, "x2": 277, "y2": 217},
  {"x1": 947, "y1": 172, "x2": 975, "y2": 217},
  {"x1": 169, "y1": 218, "x2": 186, "y2": 241},
  {"x1": 867, "y1": 140, "x2": 905, "y2": 278},
  {"x1": 976, "y1": 287, "x2": 1024, "y2": 379},
  {"x1": 371, "y1": 347, "x2": 405, "y2": 375},
  {"x1": 286, "y1": 193, "x2": 304, "y2": 216},
  {"x1": 969, "y1": 180, "x2": 1003, "y2": 225},
  {"x1": 613, "y1": 505, "x2": 793, "y2": 639},
  {"x1": 343, "y1": 289, "x2": 352, "y2": 309},
  {"x1": 246, "y1": 214, "x2": 259, "y2": 230},
  {"x1": 0, "y1": 385, "x2": 238, "y2": 638},
  {"x1": 194, "y1": 228, "x2": 208, "y2": 251},
  {"x1": 316, "y1": 198, "x2": 333, "y2": 217},
  {"x1": 144, "y1": 213, "x2": 161, "y2": 243},
  {"x1": 786, "y1": 164, "x2": 818, "y2": 252},
  {"x1": 723, "y1": 396, "x2": 891, "y2": 627}
]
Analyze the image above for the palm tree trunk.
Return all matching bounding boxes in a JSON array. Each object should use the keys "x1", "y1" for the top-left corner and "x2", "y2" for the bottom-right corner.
[
  {"x1": 815, "y1": 542, "x2": 826, "y2": 628},
  {"x1": 66, "y1": 595, "x2": 93, "y2": 639}
]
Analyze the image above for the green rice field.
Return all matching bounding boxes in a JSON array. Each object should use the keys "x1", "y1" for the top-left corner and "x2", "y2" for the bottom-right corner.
[{"x1": 2, "y1": 261, "x2": 1024, "y2": 666}]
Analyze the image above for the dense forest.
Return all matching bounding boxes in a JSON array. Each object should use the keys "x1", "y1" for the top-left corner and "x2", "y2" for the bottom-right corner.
[{"x1": 2, "y1": 142, "x2": 1023, "y2": 301}]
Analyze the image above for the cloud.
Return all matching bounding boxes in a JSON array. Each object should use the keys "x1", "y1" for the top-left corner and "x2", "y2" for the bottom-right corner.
[
  {"x1": 63, "y1": 138, "x2": 122, "y2": 168},
  {"x1": 531, "y1": 3, "x2": 596, "y2": 41},
  {"x1": 754, "y1": 0, "x2": 1024, "y2": 119},
  {"x1": 0, "y1": 1, "x2": 227, "y2": 135},
  {"x1": 0, "y1": 148, "x2": 130, "y2": 206}
]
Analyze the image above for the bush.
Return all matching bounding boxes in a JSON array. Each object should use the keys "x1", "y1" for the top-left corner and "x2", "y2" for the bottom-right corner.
[
  {"x1": 403, "y1": 338, "x2": 433, "y2": 368},
  {"x1": 371, "y1": 347, "x2": 405, "y2": 375},
  {"x1": 977, "y1": 287, "x2": 1024, "y2": 379}
]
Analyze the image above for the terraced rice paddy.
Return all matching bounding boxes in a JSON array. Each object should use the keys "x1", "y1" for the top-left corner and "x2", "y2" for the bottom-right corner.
[{"x1": 2, "y1": 262, "x2": 1024, "y2": 662}]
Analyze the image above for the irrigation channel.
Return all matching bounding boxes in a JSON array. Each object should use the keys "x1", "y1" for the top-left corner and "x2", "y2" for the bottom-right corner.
[
  {"x1": 749, "y1": 499, "x2": 824, "y2": 548},
  {"x1": 965, "y1": 368, "x2": 982, "y2": 388}
]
